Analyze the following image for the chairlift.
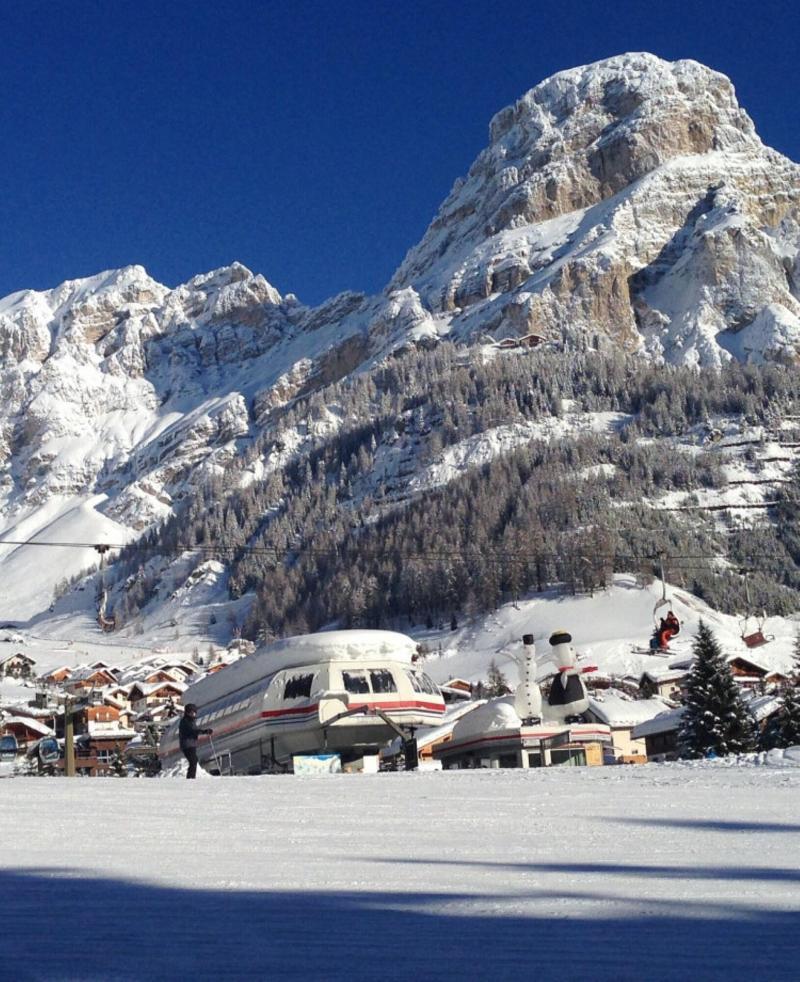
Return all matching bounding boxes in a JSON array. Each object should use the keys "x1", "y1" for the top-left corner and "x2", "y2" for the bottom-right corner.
[
  {"x1": 0, "y1": 734, "x2": 18, "y2": 761},
  {"x1": 652, "y1": 555, "x2": 670, "y2": 624},
  {"x1": 739, "y1": 570, "x2": 774, "y2": 649},
  {"x1": 647, "y1": 556, "x2": 681, "y2": 652}
]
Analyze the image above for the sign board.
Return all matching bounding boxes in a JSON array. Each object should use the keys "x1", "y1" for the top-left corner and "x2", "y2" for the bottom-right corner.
[
  {"x1": 292, "y1": 753, "x2": 342, "y2": 775},
  {"x1": 342, "y1": 754, "x2": 379, "y2": 774}
]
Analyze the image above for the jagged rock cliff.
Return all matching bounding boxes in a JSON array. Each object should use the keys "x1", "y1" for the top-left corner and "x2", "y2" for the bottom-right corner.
[
  {"x1": 392, "y1": 53, "x2": 800, "y2": 364},
  {"x1": 2, "y1": 52, "x2": 799, "y2": 618}
]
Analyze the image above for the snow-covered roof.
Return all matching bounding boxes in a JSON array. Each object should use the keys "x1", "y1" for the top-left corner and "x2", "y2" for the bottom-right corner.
[
  {"x1": 67, "y1": 665, "x2": 116, "y2": 684},
  {"x1": 0, "y1": 703, "x2": 58, "y2": 719},
  {"x1": 87, "y1": 727, "x2": 136, "y2": 740},
  {"x1": 39, "y1": 665, "x2": 73, "y2": 679},
  {"x1": 0, "y1": 651, "x2": 35, "y2": 665},
  {"x1": 187, "y1": 629, "x2": 418, "y2": 706},
  {"x1": 103, "y1": 694, "x2": 129, "y2": 711},
  {"x1": 451, "y1": 696, "x2": 521, "y2": 741},
  {"x1": 588, "y1": 692, "x2": 672, "y2": 727},
  {"x1": 1, "y1": 716, "x2": 53, "y2": 736},
  {"x1": 631, "y1": 708, "x2": 685, "y2": 739},
  {"x1": 744, "y1": 693, "x2": 783, "y2": 722},
  {"x1": 640, "y1": 669, "x2": 688, "y2": 684},
  {"x1": 130, "y1": 680, "x2": 186, "y2": 697}
]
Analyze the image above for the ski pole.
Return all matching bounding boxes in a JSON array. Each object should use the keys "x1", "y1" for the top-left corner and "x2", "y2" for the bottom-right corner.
[{"x1": 208, "y1": 734, "x2": 224, "y2": 775}]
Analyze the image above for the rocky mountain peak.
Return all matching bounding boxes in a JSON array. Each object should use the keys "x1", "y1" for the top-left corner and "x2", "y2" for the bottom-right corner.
[{"x1": 390, "y1": 53, "x2": 800, "y2": 365}]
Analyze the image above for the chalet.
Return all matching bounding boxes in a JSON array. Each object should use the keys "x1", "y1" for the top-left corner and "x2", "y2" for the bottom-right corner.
[
  {"x1": 727, "y1": 656, "x2": 789, "y2": 690},
  {"x1": 135, "y1": 667, "x2": 185, "y2": 685},
  {"x1": 639, "y1": 669, "x2": 688, "y2": 701},
  {"x1": 157, "y1": 660, "x2": 200, "y2": 681},
  {"x1": 39, "y1": 665, "x2": 73, "y2": 685},
  {"x1": 0, "y1": 715, "x2": 53, "y2": 750},
  {"x1": 586, "y1": 692, "x2": 671, "y2": 761},
  {"x1": 105, "y1": 684, "x2": 134, "y2": 708},
  {"x1": 205, "y1": 662, "x2": 230, "y2": 675},
  {"x1": 103, "y1": 693, "x2": 134, "y2": 725},
  {"x1": 85, "y1": 705, "x2": 133, "y2": 737},
  {"x1": 133, "y1": 700, "x2": 180, "y2": 726},
  {"x1": 69, "y1": 732, "x2": 136, "y2": 777},
  {"x1": 0, "y1": 652, "x2": 36, "y2": 679},
  {"x1": 631, "y1": 707, "x2": 685, "y2": 761},
  {"x1": 128, "y1": 680, "x2": 186, "y2": 713},
  {"x1": 64, "y1": 666, "x2": 118, "y2": 693}
]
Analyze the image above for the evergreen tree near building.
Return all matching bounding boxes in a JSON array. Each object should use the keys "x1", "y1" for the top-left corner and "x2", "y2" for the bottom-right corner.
[
  {"x1": 777, "y1": 683, "x2": 800, "y2": 747},
  {"x1": 485, "y1": 659, "x2": 511, "y2": 697},
  {"x1": 678, "y1": 621, "x2": 758, "y2": 758},
  {"x1": 793, "y1": 629, "x2": 800, "y2": 682},
  {"x1": 111, "y1": 747, "x2": 127, "y2": 777}
]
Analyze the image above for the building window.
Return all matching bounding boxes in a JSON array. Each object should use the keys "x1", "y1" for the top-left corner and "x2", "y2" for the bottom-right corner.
[
  {"x1": 342, "y1": 671, "x2": 369, "y2": 694},
  {"x1": 550, "y1": 748, "x2": 586, "y2": 767},
  {"x1": 284, "y1": 674, "x2": 314, "y2": 700},
  {"x1": 419, "y1": 673, "x2": 440, "y2": 696},
  {"x1": 369, "y1": 670, "x2": 397, "y2": 694},
  {"x1": 405, "y1": 670, "x2": 423, "y2": 693}
]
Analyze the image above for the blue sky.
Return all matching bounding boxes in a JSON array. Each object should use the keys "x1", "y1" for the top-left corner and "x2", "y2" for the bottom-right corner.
[{"x1": 2, "y1": 0, "x2": 798, "y2": 305}]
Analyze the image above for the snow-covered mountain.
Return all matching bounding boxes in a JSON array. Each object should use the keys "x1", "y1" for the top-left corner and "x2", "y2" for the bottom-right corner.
[
  {"x1": 391, "y1": 53, "x2": 800, "y2": 364},
  {"x1": 2, "y1": 52, "x2": 800, "y2": 624}
]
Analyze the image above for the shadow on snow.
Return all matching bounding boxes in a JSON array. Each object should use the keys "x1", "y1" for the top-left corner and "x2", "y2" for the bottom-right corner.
[
  {"x1": 607, "y1": 817, "x2": 800, "y2": 834},
  {"x1": 2, "y1": 866, "x2": 799, "y2": 982}
]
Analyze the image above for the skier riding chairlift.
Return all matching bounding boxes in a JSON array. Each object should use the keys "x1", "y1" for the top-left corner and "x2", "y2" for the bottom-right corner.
[{"x1": 650, "y1": 610, "x2": 680, "y2": 652}]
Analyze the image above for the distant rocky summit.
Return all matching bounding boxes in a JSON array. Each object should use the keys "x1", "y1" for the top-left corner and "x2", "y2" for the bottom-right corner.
[{"x1": 392, "y1": 53, "x2": 800, "y2": 365}]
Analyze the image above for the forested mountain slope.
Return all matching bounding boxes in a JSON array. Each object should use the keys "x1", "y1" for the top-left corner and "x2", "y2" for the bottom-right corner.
[{"x1": 2, "y1": 53, "x2": 800, "y2": 636}]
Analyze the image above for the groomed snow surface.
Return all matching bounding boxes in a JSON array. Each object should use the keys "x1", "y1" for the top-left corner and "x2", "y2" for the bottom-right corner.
[{"x1": 3, "y1": 765, "x2": 799, "y2": 981}]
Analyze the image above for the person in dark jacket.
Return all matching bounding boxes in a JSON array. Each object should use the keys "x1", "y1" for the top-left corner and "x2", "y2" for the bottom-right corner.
[{"x1": 179, "y1": 703, "x2": 212, "y2": 779}]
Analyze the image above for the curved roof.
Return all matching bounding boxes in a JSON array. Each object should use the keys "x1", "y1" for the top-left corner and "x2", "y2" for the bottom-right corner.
[{"x1": 187, "y1": 629, "x2": 419, "y2": 706}]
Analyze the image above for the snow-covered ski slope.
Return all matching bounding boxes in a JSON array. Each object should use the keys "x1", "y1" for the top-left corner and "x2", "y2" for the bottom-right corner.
[
  {"x1": 417, "y1": 574, "x2": 797, "y2": 686},
  {"x1": 1, "y1": 575, "x2": 796, "y2": 699},
  {"x1": 2, "y1": 765, "x2": 799, "y2": 981}
]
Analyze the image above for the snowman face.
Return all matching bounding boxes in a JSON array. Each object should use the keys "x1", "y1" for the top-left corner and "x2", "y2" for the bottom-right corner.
[{"x1": 551, "y1": 640, "x2": 577, "y2": 670}]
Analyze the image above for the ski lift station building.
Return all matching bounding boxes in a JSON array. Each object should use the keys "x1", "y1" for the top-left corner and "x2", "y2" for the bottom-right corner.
[{"x1": 432, "y1": 697, "x2": 611, "y2": 769}]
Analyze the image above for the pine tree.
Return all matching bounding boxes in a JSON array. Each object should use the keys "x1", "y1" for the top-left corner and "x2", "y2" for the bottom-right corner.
[
  {"x1": 777, "y1": 685, "x2": 800, "y2": 747},
  {"x1": 111, "y1": 747, "x2": 127, "y2": 778},
  {"x1": 485, "y1": 659, "x2": 511, "y2": 697},
  {"x1": 678, "y1": 621, "x2": 758, "y2": 758},
  {"x1": 793, "y1": 630, "x2": 800, "y2": 682}
]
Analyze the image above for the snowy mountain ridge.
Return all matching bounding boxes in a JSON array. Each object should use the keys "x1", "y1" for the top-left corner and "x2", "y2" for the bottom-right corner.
[{"x1": 2, "y1": 52, "x2": 800, "y2": 626}]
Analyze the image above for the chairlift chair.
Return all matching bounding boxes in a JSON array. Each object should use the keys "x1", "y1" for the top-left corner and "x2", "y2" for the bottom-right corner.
[
  {"x1": 739, "y1": 571, "x2": 774, "y2": 649},
  {"x1": 649, "y1": 559, "x2": 680, "y2": 652},
  {"x1": 740, "y1": 611, "x2": 773, "y2": 649}
]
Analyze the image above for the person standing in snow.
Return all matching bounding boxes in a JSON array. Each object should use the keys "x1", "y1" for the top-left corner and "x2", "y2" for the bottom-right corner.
[{"x1": 179, "y1": 703, "x2": 212, "y2": 779}]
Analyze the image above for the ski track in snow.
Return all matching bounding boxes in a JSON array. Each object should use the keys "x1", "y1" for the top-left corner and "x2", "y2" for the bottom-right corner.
[{"x1": 1, "y1": 766, "x2": 799, "y2": 981}]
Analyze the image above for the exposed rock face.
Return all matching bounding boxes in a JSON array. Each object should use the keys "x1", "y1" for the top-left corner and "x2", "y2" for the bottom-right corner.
[
  {"x1": 2, "y1": 52, "x2": 800, "y2": 618},
  {"x1": 391, "y1": 53, "x2": 800, "y2": 364},
  {"x1": 0, "y1": 261, "x2": 369, "y2": 571}
]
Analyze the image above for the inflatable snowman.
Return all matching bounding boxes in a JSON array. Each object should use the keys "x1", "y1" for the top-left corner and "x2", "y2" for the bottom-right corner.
[
  {"x1": 512, "y1": 633, "x2": 542, "y2": 724},
  {"x1": 545, "y1": 629, "x2": 589, "y2": 723}
]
